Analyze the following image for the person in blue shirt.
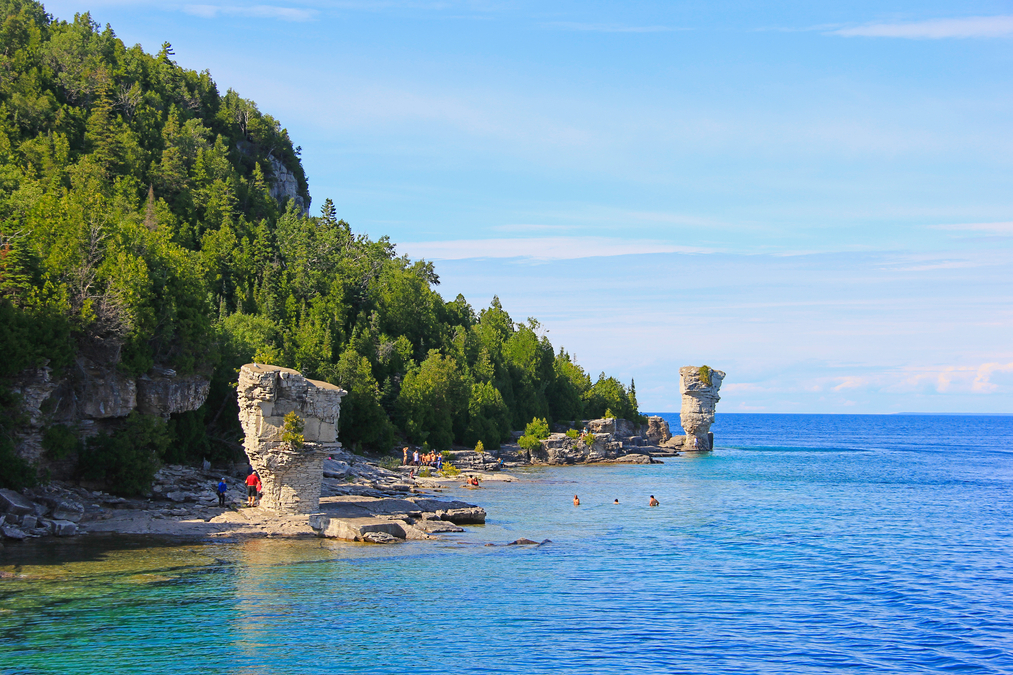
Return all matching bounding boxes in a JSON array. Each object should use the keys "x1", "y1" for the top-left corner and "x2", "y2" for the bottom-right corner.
[{"x1": 216, "y1": 478, "x2": 228, "y2": 507}]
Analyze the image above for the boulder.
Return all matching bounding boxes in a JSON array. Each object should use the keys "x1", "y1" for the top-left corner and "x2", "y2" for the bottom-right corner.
[
  {"x1": 309, "y1": 514, "x2": 405, "y2": 541},
  {"x1": 438, "y1": 507, "x2": 486, "y2": 525},
  {"x1": 0, "y1": 489, "x2": 35, "y2": 516},
  {"x1": 50, "y1": 520, "x2": 78, "y2": 537},
  {"x1": 615, "y1": 453, "x2": 652, "y2": 464},
  {"x1": 1, "y1": 525, "x2": 26, "y2": 540},
  {"x1": 362, "y1": 531, "x2": 399, "y2": 544},
  {"x1": 419, "y1": 519, "x2": 464, "y2": 533},
  {"x1": 507, "y1": 538, "x2": 540, "y2": 546},
  {"x1": 40, "y1": 498, "x2": 84, "y2": 522},
  {"x1": 20, "y1": 514, "x2": 37, "y2": 530},
  {"x1": 645, "y1": 416, "x2": 673, "y2": 445}
]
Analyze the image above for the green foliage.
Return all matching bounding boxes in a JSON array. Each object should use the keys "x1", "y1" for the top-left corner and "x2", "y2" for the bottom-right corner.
[
  {"x1": 376, "y1": 455, "x2": 401, "y2": 470},
  {"x1": 699, "y1": 365, "x2": 712, "y2": 385},
  {"x1": 518, "y1": 434, "x2": 542, "y2": 451},
  {"x1": 439, "y1": 461, "x2": 460, "y2": 477},
  {"x1": 0, "y1": 389, "x2": 37, "y2": 489},
  {"x1": 581, "y1": 432, "x2": 596, "y2": 447},
  {"x1": 165, "y1": 408, "x2": 212, "y2": 465},
  {"x1": 0, "y1": 0, "x2": 649, "y2": 477},
  {"x1": 282, "y1": 410, "x2": 304, "y2": 449},
  {"x1": 418, "y1": 466, "x2": 432, "y2": 478},
  {"x1": 518, "y1": 416, "x2": 550, "y2": 451},
  {"x1": 524, "y1": 417, "x2": 550, "y2": 440},
  {"x1": 398, "y1": 350, "x2": 468, "y2": 450},
  {"x1": 332, "y1": 346, "x2": 394, "y2": 451},
  {"x1": 565, "y1": 428, "x2": 578, "y2": 439},
  {"x1": 604, "y1": 408, "x2": 615, "y2": 420},
  {"x1": 584, "y1": 374, "x2": 640, "y2": 422},
  {"x1": 441, "y1": 450, "x2": 451, "y2": 459},
  {"x1": 42, "y1": 423, "x2": 80, "y2": 459},
  {"x1": 77, "y1": 412, "x2": 169, "y2": 496},
  {"x1": 464, "y1": 380, "x2": 510, "y2": 450},
  {"x1": 474, "y1": 440, "x2": 484, "y2": 452}
]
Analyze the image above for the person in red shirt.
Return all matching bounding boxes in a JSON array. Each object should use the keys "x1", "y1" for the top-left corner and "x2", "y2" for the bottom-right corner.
[{"x1": 245, "y1": 472, "x2": 259, "y2": 507}]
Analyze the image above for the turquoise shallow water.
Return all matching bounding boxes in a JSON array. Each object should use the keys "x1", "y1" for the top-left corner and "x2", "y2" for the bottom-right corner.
[{"x1": 2, "y1": 414, "x2": 1012, "y2": 674}]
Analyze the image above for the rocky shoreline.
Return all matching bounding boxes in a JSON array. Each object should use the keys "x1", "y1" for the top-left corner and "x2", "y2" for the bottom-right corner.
[
  {"x1": 0, "y1": 413, "x2": 710, "y2": 548},
  {"x1": 0, "y1": 447, "x2": 496, "y2": 546}
]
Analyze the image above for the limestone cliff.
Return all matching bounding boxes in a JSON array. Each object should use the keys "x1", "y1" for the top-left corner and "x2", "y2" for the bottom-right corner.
[
  {"x1": 11, "y1": 361, "x2": 211, "y2": 472},
  {"x1": 268, "y1": 154, "x2": 308, "y2": 215},
  {"x1": 237, "y1": 364, "x2": 345, "y2": 514},
  {"x1": 678, "y1": 365, "x2": 724, "y2": 451}
]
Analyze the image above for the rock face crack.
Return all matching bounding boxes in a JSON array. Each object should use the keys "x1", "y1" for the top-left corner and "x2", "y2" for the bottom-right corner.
[{"x1": 237, "y1": 364, "x2": 346, "y2": 514}]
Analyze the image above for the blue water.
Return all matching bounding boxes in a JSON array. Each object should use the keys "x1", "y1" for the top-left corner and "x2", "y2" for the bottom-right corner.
[{"x1": 2, "y1": 414, "x2": 1012, "y2": 674}]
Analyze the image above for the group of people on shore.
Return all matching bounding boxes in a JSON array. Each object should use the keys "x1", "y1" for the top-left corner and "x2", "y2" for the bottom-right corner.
[
  {"x1": 402, "y1": 446, "x2": 444, "y2": 471},
  {"x1": 572, "y1": 495, "x2": 659, "y2": 507}
]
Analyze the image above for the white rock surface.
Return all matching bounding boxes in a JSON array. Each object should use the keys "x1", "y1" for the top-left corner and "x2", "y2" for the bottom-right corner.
[
  {"x1": 238, "y1": 364, "x2": 346, "y2": 514},
  {"x1": 679, "y1": 366, "x2": 725, "y2": 451}
]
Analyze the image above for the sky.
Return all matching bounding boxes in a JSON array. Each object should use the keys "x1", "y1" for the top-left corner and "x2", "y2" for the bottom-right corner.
[{"x1": 39, "y1": 0, "x2": 1013, "y2": 413}]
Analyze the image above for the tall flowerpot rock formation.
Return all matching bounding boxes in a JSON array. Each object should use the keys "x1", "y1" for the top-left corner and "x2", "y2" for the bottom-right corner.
[
  {"x1": 237, "y1": 364, "x2": 346, "y2": 514},
  {"x1": 679, "y1": 366, "x2": 724, "y2": 451}
]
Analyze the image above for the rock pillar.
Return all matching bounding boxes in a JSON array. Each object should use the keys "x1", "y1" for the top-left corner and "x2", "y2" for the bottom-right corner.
[
  {"x1": 237, "y1": 364, "x2": 346, "y2": 514},
  {"x1": 679, "y1": 366, "x2": 724, "y2": 451}
]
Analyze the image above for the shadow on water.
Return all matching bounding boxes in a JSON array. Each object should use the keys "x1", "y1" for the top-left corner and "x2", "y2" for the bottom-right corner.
[{"x1": 0, "y1": 533, "x2": 216, "y2": 568}]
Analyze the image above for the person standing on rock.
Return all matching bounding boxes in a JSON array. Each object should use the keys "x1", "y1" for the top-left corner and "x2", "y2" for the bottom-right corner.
[
  {"x1": 649, "y1": 495, "x2": 659, "y2": 507},
  {"x1": 254, "y1": 472, "x2": 263, "y2": 505},
  {"x1": 216, "y1": 478, "x2": 228, "y2": 507},
  {"x1": 403, "y1": 447, "x2": 409, "y2": 465},
  {"x1": 245, "y1": 472, "x2": 259, "y2": 507},
  {"x1": 413, "y1": 449, "x2": 420, "y2": 466}
]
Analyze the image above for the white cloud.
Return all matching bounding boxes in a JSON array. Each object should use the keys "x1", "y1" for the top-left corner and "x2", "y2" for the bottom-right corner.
[
  {"x1": 397, "y1": 236, "x2": 711, "y2": 260},
  {"x1": 973, "y1": 362, "x2": 1013, "y2": 393},
  {"x1": 834, "y1": 16, "x2": 1013, "y2": 39},
  {"x1": 183, "y1": 4, "x2": 316, "y2": 21}
]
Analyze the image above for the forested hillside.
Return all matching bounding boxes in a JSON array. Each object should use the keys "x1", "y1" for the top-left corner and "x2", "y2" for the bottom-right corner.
[{"x1": 0, "y1": 0, "x2": 643, "y2": 490}]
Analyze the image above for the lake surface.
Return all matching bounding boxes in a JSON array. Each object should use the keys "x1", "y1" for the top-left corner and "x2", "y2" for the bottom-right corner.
[{"x1": 2, "y1": 414, "x2": 1012, "y2": 674}]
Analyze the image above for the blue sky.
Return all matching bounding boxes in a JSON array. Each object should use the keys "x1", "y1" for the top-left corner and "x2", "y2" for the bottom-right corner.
[{"x1": 42, "y1": 0, "x2": 1013, "y2": 412}]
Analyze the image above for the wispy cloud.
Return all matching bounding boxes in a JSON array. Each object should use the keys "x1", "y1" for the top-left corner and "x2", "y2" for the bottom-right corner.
[
  {"x1": 397, "y1": 236, "x2": 711, "y2": 260},
  {"x1": 540, "y1": 22, "x2": 679, "y2": 34},
  {"x1": 183, "y1": 4, "x2": 316, "y2": 21},
  {"x1": 490, "y1": 223, "x2": 577, "y2": 234},
  {"x1": 931, "y1": 221, "x2": 1013, "y2": 235},
  {"x1": 833, "y1": 16, "x2": 1013, "y2": 39}
]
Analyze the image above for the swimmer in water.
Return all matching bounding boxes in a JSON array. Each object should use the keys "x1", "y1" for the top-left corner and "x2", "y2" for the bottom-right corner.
[
  {"x1": 649, "y1": 495, "x2": 659, "y2": 507},
  {"x1": 614, "y1": 499, "x2": 619, "y2": 504},
  {"x1": 573, "y1": 495, "x2": 580, "y2": 506}
]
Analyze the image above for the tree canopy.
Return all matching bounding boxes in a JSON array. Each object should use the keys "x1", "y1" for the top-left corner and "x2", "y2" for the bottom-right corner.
[{"x1": 0, "y1": 0, "x2": 645, "y2": 491}]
